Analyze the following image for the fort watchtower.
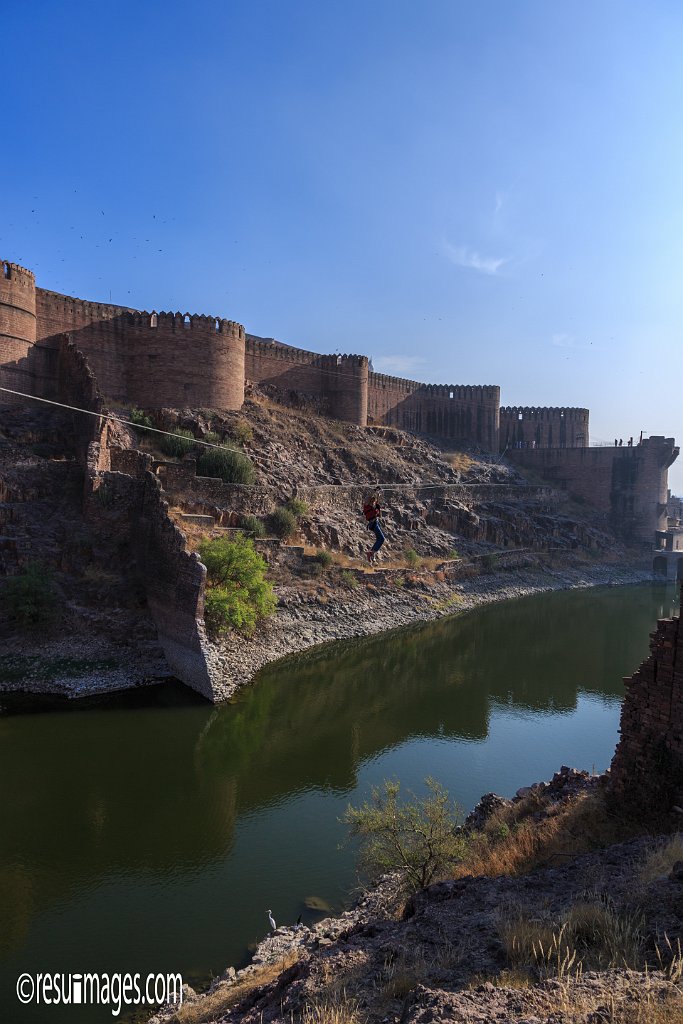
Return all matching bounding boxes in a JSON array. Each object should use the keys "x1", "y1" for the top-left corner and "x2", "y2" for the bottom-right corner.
[{"x1": 0, "y1": 261, "x2": 37, "y2": 402}]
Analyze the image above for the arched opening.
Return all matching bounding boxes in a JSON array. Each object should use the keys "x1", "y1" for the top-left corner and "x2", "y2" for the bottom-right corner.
[
  {"x1": 183, "y1": 315, "x2": 191, "y2": 327},
  {"x1": 150, "y1": 313, "x2": 158, "y2": 328},
  {"x1": 215, "y1": 319, "x2": 220, "y2": 332},
  {"x1": 653, "y1": 555, "x2": 668, "y2": 577}
]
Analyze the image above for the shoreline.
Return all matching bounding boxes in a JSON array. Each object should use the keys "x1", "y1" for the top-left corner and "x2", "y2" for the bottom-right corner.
[
  {"x1": 205, "y1": 558, "x2": 658, "y2": 701},
  {"x1": 2, "y1": 559, "x2": 661, "y2": 703}
]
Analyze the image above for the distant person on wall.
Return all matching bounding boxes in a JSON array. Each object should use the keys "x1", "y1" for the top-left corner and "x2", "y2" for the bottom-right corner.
[{"x1": 363, "y1": 491, "x2": 385, "y2": 564}]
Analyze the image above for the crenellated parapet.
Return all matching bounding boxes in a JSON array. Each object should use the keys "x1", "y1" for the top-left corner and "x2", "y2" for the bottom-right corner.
[
  {"x1": 500, "y1": 405, "x2": 589, "y2": 450},
  {"x1": 367, "y1": 373, "x2": 500, "y2": 449},
  {"x1": 136, "y1": 311, "x2": 245, "y2": 341}
]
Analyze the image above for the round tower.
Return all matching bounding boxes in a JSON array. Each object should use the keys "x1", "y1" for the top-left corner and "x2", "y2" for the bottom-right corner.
[
  {"x1": 322, "y1": 354, "x2": 369, "y2": 426},
  {"x1": 0, "y1": 261, "x2": 37, "y2": 403}
]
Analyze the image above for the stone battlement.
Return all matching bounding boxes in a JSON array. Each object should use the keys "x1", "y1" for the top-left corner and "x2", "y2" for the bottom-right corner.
[{"x1": 2, "y1": 261, "x2": 35, "y2": 287}]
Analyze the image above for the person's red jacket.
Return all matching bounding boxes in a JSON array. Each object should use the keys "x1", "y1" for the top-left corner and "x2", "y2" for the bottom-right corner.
[{"x1": 363, "y1": 501, "x2": 380, "y2": 522}]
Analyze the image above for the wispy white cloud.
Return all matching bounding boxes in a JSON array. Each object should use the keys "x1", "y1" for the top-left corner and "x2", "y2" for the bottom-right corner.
[
  {"x1": 443, "y1": 241, "x2": 507, "y2": 276},
  {"x1": 494, "y1": 190, "x2": 504, "y2": 216},
  {"x1": 551, "y1": 333, "x2": 595, "y2": 351},
  {"x1": 373, "y1": 355, "x2": 427, "y2": 377}
]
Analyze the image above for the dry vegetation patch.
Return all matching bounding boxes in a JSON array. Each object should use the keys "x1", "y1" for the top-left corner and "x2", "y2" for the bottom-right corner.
[
  {"x1": 169, "y1": 953, "x2": 299, "y2": 1024},
  {"x1": 453, "y1": 789, "x2": 639, "y2": 880}
]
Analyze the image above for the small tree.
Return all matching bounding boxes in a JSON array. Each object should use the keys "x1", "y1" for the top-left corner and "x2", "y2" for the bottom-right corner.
[
  {"x1": 199, "y1": 534, "x2": 276, "y2": 636},
  {"x1": 343, "y1": 778, "x2": 466, "y2": 893}
]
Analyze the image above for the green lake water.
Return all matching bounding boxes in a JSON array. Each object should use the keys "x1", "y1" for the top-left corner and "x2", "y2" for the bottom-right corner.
[{"x1": 0, "y1": 582, "x2": 678, "y2": 1021}]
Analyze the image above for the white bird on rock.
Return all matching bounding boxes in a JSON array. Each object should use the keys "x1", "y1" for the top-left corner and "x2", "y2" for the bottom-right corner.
[{"x1": 267, "y1": 909, "x2": 276, "y2": 931}]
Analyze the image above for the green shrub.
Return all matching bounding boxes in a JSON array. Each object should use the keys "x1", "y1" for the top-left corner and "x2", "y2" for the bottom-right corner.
[
  {"x1": 203, "y1": 430, "x2": 222, "y2": 446},
  {"x1": 285, "y1": 497, "x2": 309, "y2": 519},
  {"x1": 129, "y1": 407, "x2": 153, "y2": 430},
  {"x1": 340, "y1": 569, "x2": 358, "y2": 588},
  {"x1": 231, "y1": 420, "x2": 254, "y2": 444},
  {"x1": 199, "y1": 534, "x2": 276, "y2": 637},
  {"x1": 343, "y1": 777, "x2": 466, "y2": 893},
  {"x1": 196, "y1": 447, "x2": 255, "y2": 484},
  {"x1": 160, "y1": 428, "x2": 196, "y2": 458},
  {"x1": 447, "y1": 549, "x2": 460, "y2": 560},
  {"x1": 239, "y1": 514, "x2": 266, "y2": 538},
  {"x1": 404, "y1": 547, "x2": 421, "y2": 568},
  {"x1": 269, "y1": 507, "x2": 298, "y2": 539},
  {"x1": 1, "y1": 562, "x2": 59, "y2": 627},
  {"x1": 314, "y1": 549, "x2": 333, "y2": 568}
]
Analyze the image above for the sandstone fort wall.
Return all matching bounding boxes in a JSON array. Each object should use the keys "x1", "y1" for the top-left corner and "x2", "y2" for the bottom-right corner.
[
  {"x1": 500, "y1": 406, "x2": 589, "y2": 450},
  {"x1": 507, "y1": 438, "x2": 678, "y2": 544}
]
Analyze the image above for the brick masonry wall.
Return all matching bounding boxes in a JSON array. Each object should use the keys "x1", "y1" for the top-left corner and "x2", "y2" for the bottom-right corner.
[
  {"x1": 35, "y1": 294, "x2": 247, "y2": 411},
  {"x1": 36, "y1": 289, "x2": 131, "y2": 398},
  {"x1": 245, "y1": 337, "x2": 368, "y2": 425},
  {"x1": 507, "y1": 438, "x2": 679, "y2": 543},
  {"x1": 368, "y1": 374, "x2": 500, "y2": 450},
  {"x1": 610, "y1": 589, "x2": 683, "y2": 811},
  {"x1": 500, "y1": 407, "x2": 589, "y2": 449}
]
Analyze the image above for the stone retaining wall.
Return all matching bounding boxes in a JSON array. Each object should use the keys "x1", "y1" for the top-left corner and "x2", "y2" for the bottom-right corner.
[{"x1": 610, "y1": 587, "x2": 683, "y2": 811}]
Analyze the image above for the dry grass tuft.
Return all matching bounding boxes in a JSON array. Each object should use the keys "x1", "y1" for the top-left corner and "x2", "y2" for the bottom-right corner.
[
  {"x1": 170, "y1": 953, "x2": 299, "y2": 1023},
  {"x1": 639, "y1": 834, "x2": 683, "y2": 885},
  {"x1": 468, "y1": 967, "x2": 533, "y2": 990},
  {"x1": 443, "y1": 451, "x2": 475, "y2": 474},
  {"x1": 541, "y1": 984, "x2": 683, "y2": 1024},
  {"x1": 500, "y1": 899, "x2": 645, "y2": 982},
  {"x1": 453, "y1": 789, "x2": 638, "y2": 881},
  {"x1": 299, "y1": 990, "x2": 367, "y2": 1024}
]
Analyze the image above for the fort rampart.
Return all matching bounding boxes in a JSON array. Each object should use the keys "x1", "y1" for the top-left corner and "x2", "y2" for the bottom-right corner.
[
  {"x1": 0, "y1": 260, "x2": 503, "y2": 449},
  {"x1": 507, "y1": 438, "x2": 678, "y2": 544},
  {"x1": 500, "y1": 406, "x2": 589, "y2": 450}
]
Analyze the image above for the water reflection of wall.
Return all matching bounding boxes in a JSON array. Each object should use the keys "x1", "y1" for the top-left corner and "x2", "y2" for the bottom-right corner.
[{"x1": 195, "y1": 586, "x2": 673, "y2": 815}]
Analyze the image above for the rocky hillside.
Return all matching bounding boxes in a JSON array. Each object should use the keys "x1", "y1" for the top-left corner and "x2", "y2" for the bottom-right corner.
[{"x1": 142, "y1": 388, "x2": 626, "y2": 563}]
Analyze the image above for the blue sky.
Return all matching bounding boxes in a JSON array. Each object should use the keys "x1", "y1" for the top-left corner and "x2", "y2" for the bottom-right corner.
[{"x1": 2, "y1": 1, "x2": 683, "y2": 488}]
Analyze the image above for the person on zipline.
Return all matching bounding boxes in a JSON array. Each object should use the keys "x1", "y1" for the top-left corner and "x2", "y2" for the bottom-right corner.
[{"x1": 362, "y1": 491, "x2": 385, "y2": 563}]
